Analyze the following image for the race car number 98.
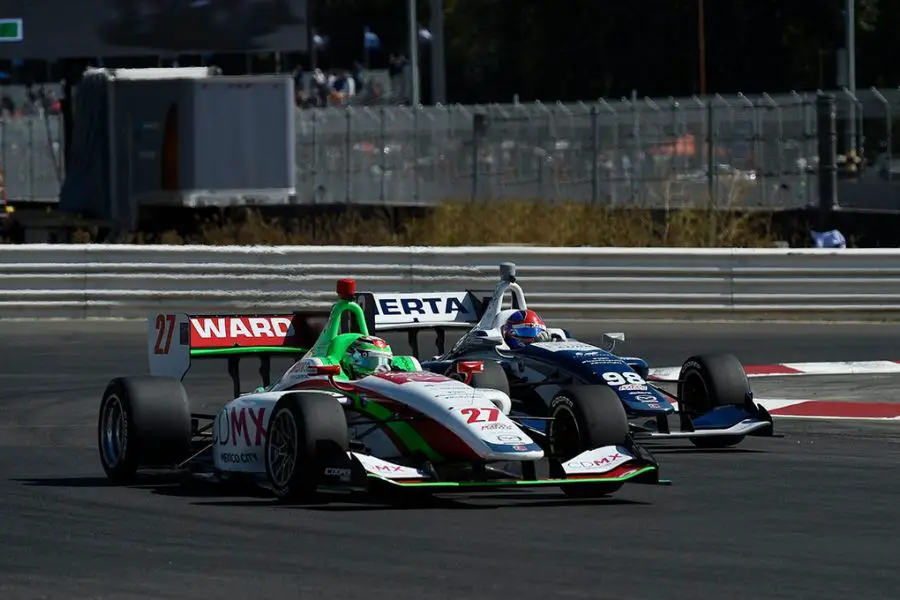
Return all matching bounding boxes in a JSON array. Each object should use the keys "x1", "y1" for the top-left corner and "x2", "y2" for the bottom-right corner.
[{"x1": 602, "y1": 371, "x2": 645, "y2": 386}]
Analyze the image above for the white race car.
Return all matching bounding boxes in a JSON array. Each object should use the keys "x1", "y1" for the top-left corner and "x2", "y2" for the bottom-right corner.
[{"x1": 97, "y1": 278, "x2": 666, "y2": 503}]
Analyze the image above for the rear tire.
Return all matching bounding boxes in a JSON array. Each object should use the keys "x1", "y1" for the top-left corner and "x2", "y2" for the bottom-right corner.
[
  {"x1": 678, "y1": 353, "x2": 752, "y2": 448},
  {"x1": 264, "y1": 392, "x2": 349, "y2": 503},
  {"x1": 547, "y1": 385, "x2": 630, "y2": 498},
  {"x1": 98, "y1": 376, "x2": 192, "y2": 481}
]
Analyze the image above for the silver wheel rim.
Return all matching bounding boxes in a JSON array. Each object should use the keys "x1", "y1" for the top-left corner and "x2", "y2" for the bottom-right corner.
[
  {"x1": 267, "y1": 409, "x2": 298, "y2": 489},
  {"x1": 101, "y1": 394, "x2": 128, "y2": 467}
]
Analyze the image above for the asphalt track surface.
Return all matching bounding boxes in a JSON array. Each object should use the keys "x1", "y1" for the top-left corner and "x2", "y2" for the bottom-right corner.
[{"x1": 2, "y1": 321, "x2": 900, "y2": 599}]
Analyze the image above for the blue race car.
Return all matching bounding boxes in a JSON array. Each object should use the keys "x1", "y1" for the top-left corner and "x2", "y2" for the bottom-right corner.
[{"x1": 353, "y1": 262, "x2": 774, "y2": 449}]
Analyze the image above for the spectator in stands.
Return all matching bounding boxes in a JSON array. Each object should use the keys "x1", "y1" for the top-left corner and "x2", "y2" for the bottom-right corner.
[
  {"x1": 0, "y1": 95, "x2": 13, "y2": 118},
  {"x1": 388, "y1": 53, "x2": 410, "y2": 104},
  {"x1": 310, "y1": 68, "x2": 329, "y2": 106},
  {"x1": 292, "y1": 64, "x2": 308, "y2": 106},
  {"x1": 352, "y1": 61, "x2": 365, "y2": 93}
]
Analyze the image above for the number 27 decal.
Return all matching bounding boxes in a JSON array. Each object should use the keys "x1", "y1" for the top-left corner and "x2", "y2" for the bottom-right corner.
[
  {"x1": 153, "y1": 314, "x2": 176, "y2": 354},
  {"x1": 459, "y1": 407, "x2": 500, "y2": 424}
]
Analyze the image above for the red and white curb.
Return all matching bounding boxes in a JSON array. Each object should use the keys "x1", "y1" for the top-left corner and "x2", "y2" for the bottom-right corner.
[
  {"x1": 649, "y1": 360, "x2": 900, "y2": 421},
  {"x1": 648, "y1": 360, "x2": 900, "y2": 381},
  {"x1": 667, "y1": 399, "x2": 900, "y2": 421}
]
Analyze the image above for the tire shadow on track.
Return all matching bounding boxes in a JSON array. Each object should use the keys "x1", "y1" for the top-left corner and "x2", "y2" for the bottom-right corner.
[{"x1": 12, "y1": 475, "x2": 652, "y2": 511}]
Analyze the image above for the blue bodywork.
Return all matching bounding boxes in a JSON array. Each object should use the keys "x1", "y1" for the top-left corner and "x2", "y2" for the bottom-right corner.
[
  {"x1": 422, "y1": 337, "x2": 772, "y2": 440},
  {"x1": 514, "y1": 343, "x2": 675, "y2": 417}
]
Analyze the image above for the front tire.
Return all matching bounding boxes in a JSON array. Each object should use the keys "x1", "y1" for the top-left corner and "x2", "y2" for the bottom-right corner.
[
  {"x1": 678, "y1": 353, "x2": 752, "y2": 448},
  {"x1": 264, "y1": 392, "x2": 349, "y2": 503},
  {"x1": 547, "y1": 385, "x2": 630, "y2": 498},
  {"x1": 98, "y1": 376, "x2": 192, "y2": 481}
]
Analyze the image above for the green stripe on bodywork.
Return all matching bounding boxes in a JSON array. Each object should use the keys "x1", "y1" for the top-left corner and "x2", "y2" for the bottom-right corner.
[
  {"x1": 368, "y1": 466, "x2": 658, "y2": 488},
  {"x1": 191, "y1": 346, "x2": 308, "y2": 357},
  {"x1": 355, "y1": 398, "x2": 443, "y2": 461}
]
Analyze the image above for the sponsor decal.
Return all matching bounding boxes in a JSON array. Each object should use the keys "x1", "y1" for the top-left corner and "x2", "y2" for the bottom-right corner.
[
  {"x1": 324, "y1": 467, "x2": 352, "y2": 480},
  {"x1": 567, "y1": 452, "x2": 625, "y2": 469},
  {"x1": 215, "y1": 406, "x2": 267, "y2": 446},
  {"x1": 532, "y1": 341, "x2": 598, "y2": 352},
  {"x1": 583, "y1": 357, "x2": 621, "y2": 365},
  {"x1": 190, "y1": 315, "x2": 297, "y2": 348},
  {"x1": 375, "y1": 294, "x2": 473, "y2": 319},
  {"x1": 376, "y1": 371, "x2": 448, "y2": 384},
  {"x1": 220, "y1": 452, "x2": 258, "y2": 464},
  {"x1": 480, "y1": 422, "x2": 515, "y2": 431},
  {"x1": 373, "y1": 464, "x2": 403, "y2": 472},
  {"x1": 618, "y1": 384, "x2": 648, "y2": 391},
  {"x1": 632, "y1": 394, "x2": 661, "y2": 404},
  {"x1": 513, "y1": 445, "x2": 528, "y2": 451},
  {"x1": 497, "y1": 434, "x2": 524, "y2": 442}
]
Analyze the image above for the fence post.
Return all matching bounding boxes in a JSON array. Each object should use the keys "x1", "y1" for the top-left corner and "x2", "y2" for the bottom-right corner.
[
  {"x1": 870, "y1": 87, "x2": 892, "y2": 182},
  {"x1": 706, "y1": 100, "x2": 715, "y2": 204},
  {"x1": 816, "y1": 92, "x2": 838, "y2": 217},
  {"x1": 379, "y1": 107, "x2": 387, "y2": 203},
  {"x1": 591, "y1": 105, "x2": 599, "y2": 204},
  {"x1": 471, "y1": 111, "x2": 488, "y2": 201},
  {"x1": 28, "y1": 116, "x2": 35, "y2": 202},
  {"x1": 344, "y1": 109, "x2": 352, "y2": 204}
]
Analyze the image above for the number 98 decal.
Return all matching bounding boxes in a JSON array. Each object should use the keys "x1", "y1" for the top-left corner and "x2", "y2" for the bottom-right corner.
[{"x1": 602, "y1": 371, "x2": 646, "y2": 387}]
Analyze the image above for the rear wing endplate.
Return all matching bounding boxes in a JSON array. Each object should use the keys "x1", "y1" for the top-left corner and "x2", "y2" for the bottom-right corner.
[
  {"x1": 353, "y1": 290, "x2": 507, "y2": 356},
  {"x1": 147, "y1": 311, "x2": 328, "y2": 396}
]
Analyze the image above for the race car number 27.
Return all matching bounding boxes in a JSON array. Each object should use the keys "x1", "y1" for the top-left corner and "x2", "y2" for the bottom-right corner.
[
  {"x1": 460, "y1": 407, "x2": 500, "y2": 424},
  {"x1": 153, "y1": 314, "x2": 177, "y2": 354}
]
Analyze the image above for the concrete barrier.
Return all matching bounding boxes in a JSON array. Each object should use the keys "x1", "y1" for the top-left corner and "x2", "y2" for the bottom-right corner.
[{"x1": 1, "y1": 245, "x2": 898, "y2": 320}]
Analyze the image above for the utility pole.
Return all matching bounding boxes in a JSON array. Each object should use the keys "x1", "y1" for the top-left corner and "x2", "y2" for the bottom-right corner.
[
  {"x1": 430, "y1": 0, "x2": 446, "y2": 104},
  {"x1": 407, "y1": 0, "x2": 421, "y2": 105},
  {"x1": 845, "y1": 0, "x2": 857, "y2": 152},
  {"x1": 698, "y1": 0, "x2": 707, "y2": 96}
]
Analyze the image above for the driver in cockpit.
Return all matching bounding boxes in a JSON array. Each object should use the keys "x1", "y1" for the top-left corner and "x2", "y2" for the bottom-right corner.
[
  {"x1": 501, "y1": 309, "x2": 552, "y2": 349},
  {"x1": 341, "y1": 335, "x2": 394, "y2": 378}
]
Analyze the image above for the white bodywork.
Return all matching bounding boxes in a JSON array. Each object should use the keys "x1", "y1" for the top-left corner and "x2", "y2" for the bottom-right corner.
[{"x1": 210, "y1": 360, "x2": 543, "y2": 476}]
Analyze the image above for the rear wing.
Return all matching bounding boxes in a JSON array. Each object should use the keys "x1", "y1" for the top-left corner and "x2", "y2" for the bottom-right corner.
[
  {"x1": 353, "y1": 290, "x2": 503, "y2": 356},
  {"x1": 147, "y1": 311, "x2": 328, "y2": 396}
]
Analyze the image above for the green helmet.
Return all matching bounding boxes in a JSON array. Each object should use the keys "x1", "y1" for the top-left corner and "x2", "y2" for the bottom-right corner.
[{"x1": 342, "y1": 335, "x2": 393, "y2": 378}]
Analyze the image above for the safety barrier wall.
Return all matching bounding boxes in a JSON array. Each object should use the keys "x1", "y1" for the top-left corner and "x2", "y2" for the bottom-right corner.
[{"x1": 1, "y1": 245, "x2": 899, "y2": 320}]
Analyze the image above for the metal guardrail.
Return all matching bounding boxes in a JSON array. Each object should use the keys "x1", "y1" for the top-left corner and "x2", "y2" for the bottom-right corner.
[
  {"x1": 5, "y1": 87, "x2": 900, "y2": 209},
  {"x1": 0, "y1": 245, "x2": 898, "y2": 320}
]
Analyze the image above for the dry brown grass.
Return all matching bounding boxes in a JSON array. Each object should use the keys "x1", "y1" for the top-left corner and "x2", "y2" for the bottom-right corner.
[{"x1": 71, "y1": 200, "x2": 779, "y2": 247}]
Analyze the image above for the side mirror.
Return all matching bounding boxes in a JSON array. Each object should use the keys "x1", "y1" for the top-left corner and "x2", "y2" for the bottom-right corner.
[
  {"x1": 602, "y1": 332, "x2": 625, "y2": 352},
  {"x1": 455, "y1": 360, "x2": 484, "y2": 384},
  {"x1": 306, "y1": 363, "x2": 342, "y2": 377}
]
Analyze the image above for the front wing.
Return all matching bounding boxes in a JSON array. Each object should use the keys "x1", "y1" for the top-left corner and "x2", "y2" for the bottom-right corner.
[{"x1": 320, "y1": 446, "x2": 665, "y2": 494}]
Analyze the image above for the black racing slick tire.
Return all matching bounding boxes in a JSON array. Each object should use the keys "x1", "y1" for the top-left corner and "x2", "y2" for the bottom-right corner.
[
  {"x1": 547, "y1": 385, "x2": 630, "y2": 498},
  {"x1": 264, "y1": 392, "x2": 349, "y2": 503},
  {"x1": 678, "y1": 353, "x2": 752, "y2": 448},
  {"x1": 98, "y1": 376, "x2": 192, "y2": 481}
]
